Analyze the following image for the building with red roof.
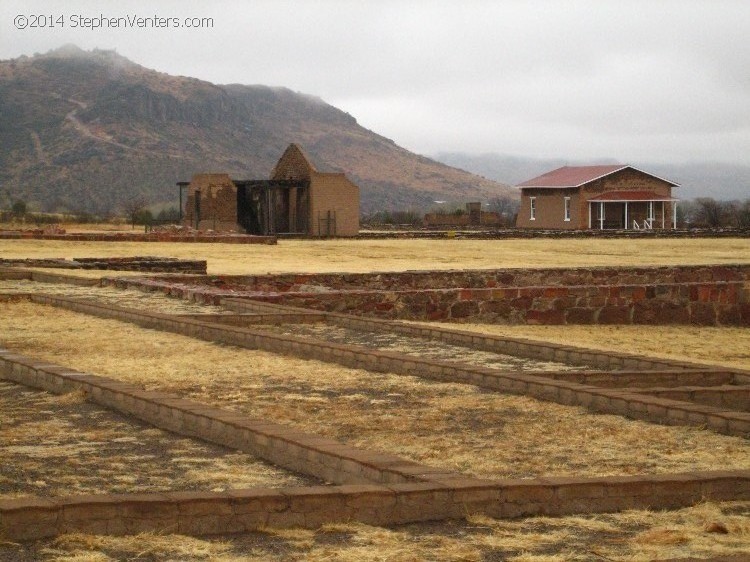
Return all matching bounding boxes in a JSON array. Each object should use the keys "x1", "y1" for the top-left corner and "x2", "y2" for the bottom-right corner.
[{"x1": 515, "y1": 165, "x2": 679, "y2": 230}]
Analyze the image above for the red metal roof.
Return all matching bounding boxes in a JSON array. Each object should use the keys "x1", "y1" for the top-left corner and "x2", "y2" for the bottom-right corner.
[
  {"x1": 517, "y1": 165, "x2": 679, "y2": 188},
  {"x1": 588, "y1": 190, "x2": 678, "y2": 202}
]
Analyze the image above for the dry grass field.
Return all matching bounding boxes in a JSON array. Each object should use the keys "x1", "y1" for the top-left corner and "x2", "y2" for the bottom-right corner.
[
  {"x1": 2, "y1": 302, "x2": 748, "y2": 481},
  {"x1": 0, "y1": 237, "x2": 748, "y2": 275},
  {"x1": 2, "y1": 236, "x2": 749, "y2": 559},
  {"x1": 423, "y1": 323, "x2": 750, "y2": 372},
  {"x1": 0, "y1": 382, "x2": 313, "y2": 499},
  {"x1": 0, "y1": 280, "x2": 227, "y2": 314}
]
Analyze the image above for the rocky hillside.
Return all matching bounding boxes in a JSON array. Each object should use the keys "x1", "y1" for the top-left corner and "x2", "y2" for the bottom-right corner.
[{"x1": 0, "y1": 45, "x2": 512, "y2": 215}]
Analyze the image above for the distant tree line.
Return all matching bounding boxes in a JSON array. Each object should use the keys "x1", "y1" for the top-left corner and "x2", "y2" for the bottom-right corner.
[
  {"x1": 1, "y1": 196, "x2": 180, "y2": 228},
  {"x1": 361, "y1": 196, "x2": 749, "y2": 230},
  {"x1": 679, "y1": 198, "x2": 750, "y2": 228},
  {"x1": 361, "y1": 195, "x2": 520, "y2": 228}
]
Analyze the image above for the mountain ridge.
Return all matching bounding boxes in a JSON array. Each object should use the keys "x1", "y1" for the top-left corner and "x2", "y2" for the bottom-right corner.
[{"x1": 0, "y1": 46, "x2": 512, "y2": 214}]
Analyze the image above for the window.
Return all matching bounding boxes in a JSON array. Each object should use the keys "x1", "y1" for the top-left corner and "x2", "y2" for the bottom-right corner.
[
  {"x1": 564, "y1": 197, "x2": 571, "y2": 221},
  {"x1": 529, "y1": 197, "x2": 536, "y2": 220}
]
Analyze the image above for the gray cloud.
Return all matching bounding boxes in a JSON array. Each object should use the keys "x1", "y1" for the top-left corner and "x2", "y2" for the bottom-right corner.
[{"x1": 1, "y1": 0, "x2": 749, "y2": 165}]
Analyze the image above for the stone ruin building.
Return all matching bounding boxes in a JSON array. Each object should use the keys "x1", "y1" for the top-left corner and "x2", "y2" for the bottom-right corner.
[{"x1": 179, "y1": 144, "x2": 360, "y2": 237}]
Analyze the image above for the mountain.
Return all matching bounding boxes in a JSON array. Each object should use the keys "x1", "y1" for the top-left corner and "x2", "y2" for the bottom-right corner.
[
  {"x1": 0, "y1": 46, "x2": 512, "y2": 215},
  {"x1": 433, "y1": 152, "x2": 750, "y2": 201}
]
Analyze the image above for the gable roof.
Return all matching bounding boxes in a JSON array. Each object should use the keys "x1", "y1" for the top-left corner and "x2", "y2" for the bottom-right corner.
[{"x1": 517, "y1": 165, "x2": 679, "y2": 189}]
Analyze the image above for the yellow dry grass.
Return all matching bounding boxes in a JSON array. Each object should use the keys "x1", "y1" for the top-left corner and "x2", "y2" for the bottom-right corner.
[
  {"x1": 0, "y1": 237, "x2": 747, "y2": 275},
  {"x1": 5, "y1": 501, "x2": 746, "y2": 561},
  {"x1": 2, "y1": 302, "x2": 747, "y2": 480},
  {"x1": 423, "y1": 323, "x2": 750, "y2": 371},
  {"x1": 0, "y1": 381, "x2": 311, "y2": 499},
  {"x1": 0, "y1": 280, "x2": 226, "y2": 314}
]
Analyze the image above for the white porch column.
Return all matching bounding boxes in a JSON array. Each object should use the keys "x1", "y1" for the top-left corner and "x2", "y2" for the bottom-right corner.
[
  {"x1": 625, "y1": 202, "x2": 629, "y2": 229},
  {"x1": 673, "y1": 202, "x2": 678, "y2": 229},
  {"x1": 599, "y1": 202, "x2": 605, "y2": 230},
  {"x1": 661, "y1": 201, "x2": 665, "y2": 229},
  {"x1": 588, "y1": 202, "x2": 592, "y2": 229}
]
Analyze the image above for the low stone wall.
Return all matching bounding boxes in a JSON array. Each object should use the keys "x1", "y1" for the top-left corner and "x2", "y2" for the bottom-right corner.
[
  {"x1": 0, "y1": 349, "x2": 427, "y2": 487},
  {"x1": 4, "y1": 471, "x2": 749, "y2": 541},
  {"x1": 630, "y1": 386, "x2": 750, "y2": 412},
  {"x1": 2, "y1": 348, "x2": 749, "y2": 540},
  {"x1": 357, "y1": 228, "x2": 750, "y2": 239},
  {"x1": 103, "y1": 264, "x2": 750, "y2": 326},
  {"x1": 0, "y1": 232, "x2": 277, "y2": 244},
  {"x1": 140, "y1": 264, "x2": 750, "y2": 292},
  {"x1": 223, "y1": 298, "x2": 705, "y2": 371},
  {"x1": 23, "y1": 295, "x2": 750, "y2": 437},
  {"x1": 174, "y1": 313, "x2": 328, "y2": 325},
  {"x1": 0, "y1": 257, "x2": 207, "y2": 274},
  {"x1": 249, "y1": 281, "x2": 749, "y2": 326},
  {"x1": 0, "y1": 267, "x2": 32, "y2": 280}
]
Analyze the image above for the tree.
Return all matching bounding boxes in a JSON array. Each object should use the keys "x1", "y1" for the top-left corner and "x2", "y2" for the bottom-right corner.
[
  {"x1": 740, "y1": 202, "x2": 750, "y2": 229},
  {"x1": 122, "y1": 196, "x2": 148, "y2": 229},
  {"x1": 11, "y1": 199, "x2": 27, "y2": 218},
  {"x1": 693, "y1": 198, "x2": 728, "y2": 227},
  {"x1": 728, "y1": 199, "x2": 750, "y2": 229},
  {"x1": 487, "y1": 196, "x2": 520, "y2": 226}
]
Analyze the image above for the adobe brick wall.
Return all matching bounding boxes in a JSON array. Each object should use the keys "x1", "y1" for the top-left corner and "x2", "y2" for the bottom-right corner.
[
  {"x1": 1, "y1": 348, "x2": 749, "y2": 541},
  {"x1": 309, "y1": 172, "x2": 360, "y2": 237},
  {"x1": 20, "y1": 294, "x2": 750, "y2": 437},
  {"x1": 518, "y1": 168, "x2": 675, "y2": 230},
  {"x1": 518, "y1": 187, "x2": 579, "y2": 230},
  {"x1": 272, "y1": 143, "x2": 360, "y2": 237},
  {"x1": 183, "y1": 173, "x2": 240, "y2": 231},
  {"x1": 580, "y1": 168, "x2": 675, "y2": 230}
]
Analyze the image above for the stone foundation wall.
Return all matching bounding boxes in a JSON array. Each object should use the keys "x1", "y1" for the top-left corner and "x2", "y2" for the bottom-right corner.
[
  {"x1": 105, "y1": 264, "x2": 750, "y2": 326},
  {"x1": 0, "y1": 232, "x2": 277, "y2": 244},
  {"x1": 250, "y1": 281, "x2": 749, "y2": 326},
  {"x1": 144, "y1": 264, "x2": 750, "y2": 292},
  {"x1": 20, "y1": 295, "x2": 750, "y2": 437},
  {"x1": 0, "y1": 257, "x2": 207, "y2": 274},
  {"x1": 3, "y1": 472, "x2": 748, "y2": 541},
  {"x1": 2, "y1": 348, "x2": 749, "y2": 541}
]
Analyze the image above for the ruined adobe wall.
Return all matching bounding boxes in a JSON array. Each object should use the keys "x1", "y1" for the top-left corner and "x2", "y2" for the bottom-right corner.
[
  {"x1": 309, "y1": 172, "x2": 360, "y2": 237},
  {"x1": 182, "y1": 173, "x2": 240, "y2": 232}
]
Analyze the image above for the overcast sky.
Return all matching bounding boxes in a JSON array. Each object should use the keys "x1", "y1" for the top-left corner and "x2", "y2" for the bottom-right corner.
[{"x1": 2, "y1": 0, "x2": 749, "y2": 166}]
